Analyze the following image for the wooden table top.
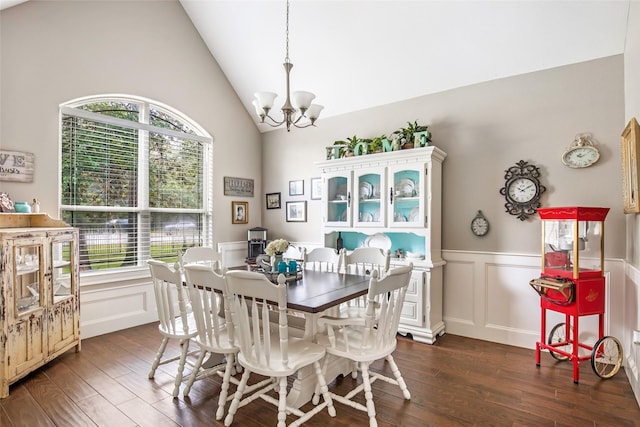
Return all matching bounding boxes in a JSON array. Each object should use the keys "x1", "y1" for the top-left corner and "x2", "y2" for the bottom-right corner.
[{"x1": 229, "y1": 266, "x2": 370, "y2": 314}]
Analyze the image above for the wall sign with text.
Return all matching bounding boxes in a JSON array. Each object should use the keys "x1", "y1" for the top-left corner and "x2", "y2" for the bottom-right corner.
[
  {"x1": 224, "y1": 176, "x2": 254, "y2": 197},
  {"x1": 0, "y1": 150, "x2": 34, "y2": 183}
]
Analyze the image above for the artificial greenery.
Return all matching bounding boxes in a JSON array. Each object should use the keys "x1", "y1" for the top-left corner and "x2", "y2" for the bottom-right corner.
[{"x1": 330, "y1": 120, "x2": 431, "y2": 158}]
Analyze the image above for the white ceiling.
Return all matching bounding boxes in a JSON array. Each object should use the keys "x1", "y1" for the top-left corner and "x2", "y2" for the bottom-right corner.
[
  {"x1": 180, "y1": 0, "x2": 630, "y2": 132},
  {"x1": 1, "y1": 1, "x2": 631, "y2": 132}
]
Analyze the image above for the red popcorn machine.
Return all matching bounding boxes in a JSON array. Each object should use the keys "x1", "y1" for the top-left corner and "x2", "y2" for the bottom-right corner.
[{"x1": 528, "y1": 206, "x2": 622, "y2": 383}]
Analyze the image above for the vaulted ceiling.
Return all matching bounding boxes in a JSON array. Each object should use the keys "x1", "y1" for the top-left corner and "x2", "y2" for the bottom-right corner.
[
  {"x1": 179, "y1": 0, "x2": 630, "y2": 132},
  {"x1": 1, "y1": 1, "x2": 630, "y2": 132}
]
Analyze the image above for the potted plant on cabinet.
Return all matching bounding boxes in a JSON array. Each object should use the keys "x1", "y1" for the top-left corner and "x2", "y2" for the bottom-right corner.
[
  {"x1": 369, "y1": 135, "x2": 387, "y2": 154},
  {"x1": 393, "y1": 120, "x2": 431, "y2": 149}
]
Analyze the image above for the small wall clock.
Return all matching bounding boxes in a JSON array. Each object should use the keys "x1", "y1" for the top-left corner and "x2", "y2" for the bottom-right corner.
[
  {"x1": 561, "y1": 134, "x2": 600, "y2": 168},
  {"x1": 470, "y1": 210, "x2": 489, "y2": 236},
  {"x1": 499, "y1": 160, "x2": 546, "y2": 221}
]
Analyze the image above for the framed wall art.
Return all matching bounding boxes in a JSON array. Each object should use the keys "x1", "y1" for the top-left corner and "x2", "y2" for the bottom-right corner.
[
  {"x1": 621, "y1": 117, "x2": 640, "y2": 214},
  {"x1": 286, "y1": 201, "x2": 307, "y2": 222},
  {"x1": 310, "y1": 177, "x2": 322, "y2": 200},
  {"x1": 232, "y1": 201, "x2": 249, "y2": 224},
  {"x1": 289, "y1": 180, "x2": 304, "y2": 196},
  {"x1": 266, "y1": 192, "x2": 281, "y2": 209}
]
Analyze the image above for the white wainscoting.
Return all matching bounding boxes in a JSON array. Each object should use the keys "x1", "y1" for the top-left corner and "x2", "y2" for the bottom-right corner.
[
  {"x1": 442, "y1": 250, "x2": 624, "y2": 350},
  {"x1": 79, "y1": 271, "x2": 156, "y2": 339},
  {"x1": 624, "y1": 263, "x2": 640, "y2": 407}
]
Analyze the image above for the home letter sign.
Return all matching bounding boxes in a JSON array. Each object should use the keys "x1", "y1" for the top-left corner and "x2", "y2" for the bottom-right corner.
[{"x1": 0, "y1": 150, "x2": 34, "y2": 183}]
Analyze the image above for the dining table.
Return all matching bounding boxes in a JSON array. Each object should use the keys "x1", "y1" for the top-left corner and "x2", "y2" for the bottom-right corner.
[{"x1": 229, "y1": 264, "x2": 372, "y2": 407}]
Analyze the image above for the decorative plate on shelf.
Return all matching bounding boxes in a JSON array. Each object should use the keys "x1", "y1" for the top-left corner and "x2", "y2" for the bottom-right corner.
[
  {"x1": 359, "y1": 181, "x2": 373, "y2": 199},
  {"x1": 408, "y1": 207, "x2": 420, "y2": 222},
  {"x1": 364, "y1": 233, "x2": 392, "y2": 251},
  {"x1": 334, "y1": 184, "x2": 347, "y2": 200},
  {"x1": 360, "y1": 212, "x2": 373, "y2": 222},
  {"x1": 395, "y1": 178, "x2": 415, "y2": 197},
  {"x1": 372, "y1": 183, "x2": 380, "y2": 198}
]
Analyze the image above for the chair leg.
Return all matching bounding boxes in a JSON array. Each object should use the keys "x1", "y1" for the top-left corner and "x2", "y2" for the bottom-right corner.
[
  {"x1": 386, "y1": 354, "x2": 411, "y2": 399},
  {"x1": 360, "y1": 362, "x2": 378, "y2": 427},
  {"x1": 312, "y1": 360, "x2": 336, "y2": 417},
  {"x1": 183, "y1": 348, "x2": 208, "y2": 397},
  {"x1": 216, "y1": 354, "x2": 235, "y2": 420},
  {"x1": 172, "y1": 339, "x2": 190, "y2": 397},
  {"x1": 277, "y1": 376, "x2": 288, "y2": 427},
  {"x1": 224, "y1": 368, "x2": 251, "y2": 426},
  {"x1": 148, "y1": 337, "x2": 169, "y2": 379}
]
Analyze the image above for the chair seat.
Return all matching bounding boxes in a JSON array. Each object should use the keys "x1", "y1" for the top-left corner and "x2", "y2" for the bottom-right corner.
[
  {"x1": 238, "y1": 335, "x2": 326, "y2": 377},
  {"x1": 316, "y1": 327, "x2": 396, "y2": 362},
  {"x1": 157, "y1": 312, "x2": 199, "y2": 339},
  {"x1": 195, "y1": 326, "x2": 237, "y2": 354}
]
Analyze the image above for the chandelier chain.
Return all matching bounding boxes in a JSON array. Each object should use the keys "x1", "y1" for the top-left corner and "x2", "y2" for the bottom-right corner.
[{"x1": 285, "y1": 0, "x2": 290, "y2": 63}]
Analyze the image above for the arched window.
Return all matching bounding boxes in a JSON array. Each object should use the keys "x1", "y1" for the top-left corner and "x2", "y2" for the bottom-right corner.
[{"x1": 60, "y1": 95, "x2": 212, "y2": 272}]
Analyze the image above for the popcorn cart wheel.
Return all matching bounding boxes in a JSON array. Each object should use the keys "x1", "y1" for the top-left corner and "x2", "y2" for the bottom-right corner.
[
  {"x1": 547, "y1": 322, "x2": 571, "y2": 361},
  {"x1": 547, "y1": 322, "x2": 622, "y2": 378},
  {"x1": 591, "y1": 335, "x2": 623, "y2": 379}
]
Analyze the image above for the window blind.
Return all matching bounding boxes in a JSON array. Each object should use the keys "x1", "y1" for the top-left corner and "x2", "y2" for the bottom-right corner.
[{"x1": 60, "y1": 103, "x2": 211, "y2": 272}]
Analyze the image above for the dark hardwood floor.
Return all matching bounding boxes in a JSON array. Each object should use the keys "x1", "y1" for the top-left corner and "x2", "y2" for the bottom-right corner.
[{"x1": 1, "y1": 322, "x2": 639, "y2": 426}]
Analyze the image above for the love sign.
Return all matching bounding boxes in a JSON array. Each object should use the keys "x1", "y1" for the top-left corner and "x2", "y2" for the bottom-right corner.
[{"x1": 0, "y1": 150, "x2": 35, "y2": 182}]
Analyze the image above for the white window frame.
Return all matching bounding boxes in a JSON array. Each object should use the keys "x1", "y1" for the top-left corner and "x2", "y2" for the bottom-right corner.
[{"x1": 59, "y1": 94, "x2": 213, "y2": 281}]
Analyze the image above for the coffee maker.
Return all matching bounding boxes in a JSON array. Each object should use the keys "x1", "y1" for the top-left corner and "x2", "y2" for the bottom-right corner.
[{"x1": 247, "y1": 227, "x2": 267, "y2": 262}]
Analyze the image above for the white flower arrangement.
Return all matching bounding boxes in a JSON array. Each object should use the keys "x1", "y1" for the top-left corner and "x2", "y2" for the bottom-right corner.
[{"x1": 265, "y1": 238, "x2": 289, "y2": 256}]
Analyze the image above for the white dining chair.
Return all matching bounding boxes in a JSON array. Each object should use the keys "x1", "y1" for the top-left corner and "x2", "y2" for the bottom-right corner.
[
  {"x1": 342, "y1": 247, "x2": 390, "y2": 276},
  {"x1": 147, "y1": 259, "x2": 198, "y2": 397},
  {"x1": 283, "y1": 244, "x2": 305, "y2": 262},
  {"x1": 223, "y1": 270, "x2": 336, "y2": 427},
  {"x1": 315, "y1": 264, "x2": 413, "y2": 427},
  {"x1": 303, "y1": 247, "x2": 340, "y2": 273},
  {"x1": 182, "y1": 264, "x2": 271, "y2": 419},
  {"x1": 339, "y1": 247, "x2": 390, "y2": 319},
  {"x1": 179, "y1": 246, "x2": 221, "y2": 270}
]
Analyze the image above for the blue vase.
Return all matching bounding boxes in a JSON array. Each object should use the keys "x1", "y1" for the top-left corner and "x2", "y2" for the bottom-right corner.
[{"x1": 14, "y1": 202, "x2": 31, "y2": 213}]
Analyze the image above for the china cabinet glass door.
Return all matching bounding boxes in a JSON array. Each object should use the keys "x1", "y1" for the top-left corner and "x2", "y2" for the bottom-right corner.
[
  {"x1": 324, "y1": 172, "x2": 352, "y2": 226},
  {"x1": 51, "y1": 236, "x2": 75, "y2": 304},
  {"x1": 14, "y1": 242, "x2": 43, "y2": 315},
  {"x1": 353, "y1": 168, "x2": 385, "y2": 227},
  {"x1": 389, "y1": 164, "x2": 424, "y2": 228}
]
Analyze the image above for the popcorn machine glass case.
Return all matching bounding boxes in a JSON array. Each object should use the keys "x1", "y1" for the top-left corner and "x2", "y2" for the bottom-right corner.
[
  {"x1": 541, "y1": 206, "x2": 606, "y2": 281},
  {"x1": 530, "y1": 207, "x2": 622, "y2": 383}
]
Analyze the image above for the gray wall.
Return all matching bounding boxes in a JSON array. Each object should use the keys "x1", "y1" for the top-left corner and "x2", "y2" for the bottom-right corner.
[
  {"x1": 262, "y1": 56, "x2": 625, "y2": 258},
  {"x1": 0, "y1": 0, "x2": 263, "y2": 248}
]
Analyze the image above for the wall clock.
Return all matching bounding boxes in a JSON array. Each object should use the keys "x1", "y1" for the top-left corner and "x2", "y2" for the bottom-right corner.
[
  {"x1": 561, "y1": 134, "x2": 600, "y2": 168},
  {"x1": 499, "y1": 160, "x2": 546, "y2": 221},
  {"x1": 470, "y1": 210, "x2": 489, "y2": 236}
]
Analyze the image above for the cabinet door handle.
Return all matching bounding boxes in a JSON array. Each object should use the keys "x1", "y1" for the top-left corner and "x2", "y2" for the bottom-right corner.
[
  {"x1": 389, "y1": 187, "x2": 394, "y2": 205},
  {"x1": 347, "y1": 192, "x2": 351, "y2": 207}
]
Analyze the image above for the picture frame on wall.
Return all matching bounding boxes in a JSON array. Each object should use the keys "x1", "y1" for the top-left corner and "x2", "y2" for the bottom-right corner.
[
  {"x1": 266, "y1": 192, "x2": 281, "y2": 209},
  {"x1": 310, "y1": 177, "x2": 322, "y2": 200},
  {"x1": 621, "y1": 117, "x2": 640, "y2": 214},
  {"x1": 232, "y1": 201, "x2": 249, "y2": 224},
  {"x1": 286, "y1": 201, "x2": 307, "y2": 222},
  {"x1": 289, "y1": 180, "x2": 304, "y2": 196}
]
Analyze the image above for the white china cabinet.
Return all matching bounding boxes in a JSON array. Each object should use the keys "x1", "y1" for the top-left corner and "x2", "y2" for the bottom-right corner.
[
  {"x1": 317, "y1": 146, "x2": 447, "y2": 344},
  {"x1": 0, "y1": 214, "x2": 80, "y2": 398}
]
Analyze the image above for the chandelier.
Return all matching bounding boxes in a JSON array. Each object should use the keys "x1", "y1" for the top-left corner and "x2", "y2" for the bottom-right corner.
[{"x1": 252, "y1": 0, "x2": 323, "y2": 132}]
